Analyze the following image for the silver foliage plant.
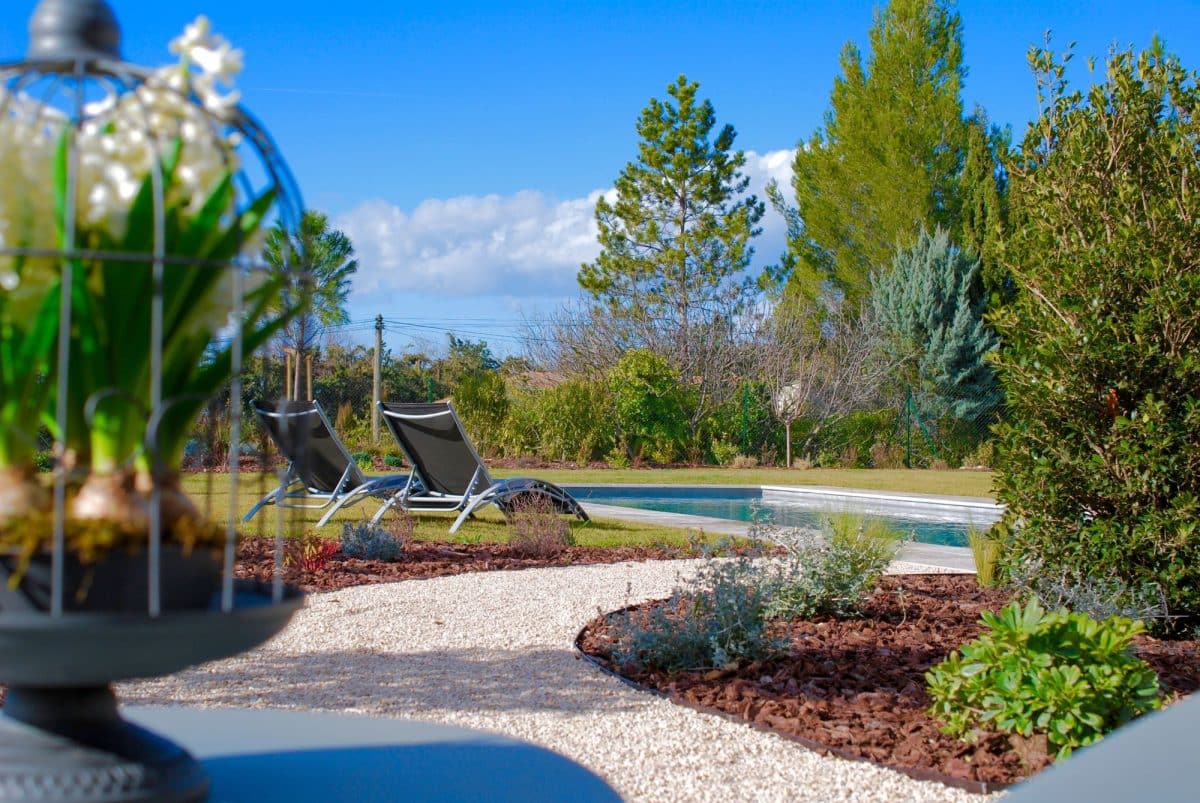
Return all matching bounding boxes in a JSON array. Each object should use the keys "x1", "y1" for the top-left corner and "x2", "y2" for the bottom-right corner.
[
  {"x1": 608, "y1": 513, "x2": 905, "y2": 672},
  {"x1": 1006, "y1": 557, "x2": 1170, "y2": 624},
  {"x1": 759, "y1": 513, "x2": 908, "y2": 620},
  {"x1": 339, "y1": 521, "x2": 405, "y2": 561},
  {"x1": 610, "y1": 553, "x2": 784, "y2": 672}
]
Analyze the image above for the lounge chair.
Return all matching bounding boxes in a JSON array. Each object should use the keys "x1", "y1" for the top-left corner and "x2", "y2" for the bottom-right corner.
[
  {"x1": 373, "y1": 401, "x2": 589, "y2": 533},
  {"x1": 243, "y1": 399, "x2": 413, "y2": 527}
]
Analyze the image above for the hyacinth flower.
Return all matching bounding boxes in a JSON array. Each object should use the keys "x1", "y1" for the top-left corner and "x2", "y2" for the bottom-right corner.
[{"x1": 0, "y1": 18, "x2": 305, "y2": 553}]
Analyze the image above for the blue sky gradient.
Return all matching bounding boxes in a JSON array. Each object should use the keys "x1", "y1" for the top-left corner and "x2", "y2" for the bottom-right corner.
[{"x1": 2, "y1": 1, "x2": 1198, "y2": 354}]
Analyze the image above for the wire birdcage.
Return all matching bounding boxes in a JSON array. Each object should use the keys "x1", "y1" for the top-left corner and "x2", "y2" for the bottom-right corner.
[{"x1": 0, "y1": 2, "x2": 305, "y2": 799}]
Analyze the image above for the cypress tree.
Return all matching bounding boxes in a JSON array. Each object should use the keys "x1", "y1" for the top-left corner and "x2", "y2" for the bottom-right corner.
[
  {"x1": 871, "y1": 228, "x2": 1000, "y2": 425},
  {"x1": 781, "y1": 0, "x2": 968, "y2": 306}
]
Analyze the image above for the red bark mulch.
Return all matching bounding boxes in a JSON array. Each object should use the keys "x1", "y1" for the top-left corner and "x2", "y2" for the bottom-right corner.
[
  {"x1": 232, "y1": 535, "x2": 755, "y2": 592},
  {"x1": 576, "y1": 574, "x2": 1200, "y2": 791}
]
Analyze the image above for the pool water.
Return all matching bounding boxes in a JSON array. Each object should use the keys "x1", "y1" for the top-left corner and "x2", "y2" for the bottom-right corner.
[{"x1": 565, "y1": 486, "x2": 977, "y2": 547}]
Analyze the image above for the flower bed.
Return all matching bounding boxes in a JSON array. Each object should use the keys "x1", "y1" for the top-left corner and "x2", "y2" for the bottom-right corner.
[
  {"x1": 231, "y1": 536, "x2": 766, "y2": 591},
  {"x1": 576, "y1": 574, "x2": 1200, "y2": 789}
]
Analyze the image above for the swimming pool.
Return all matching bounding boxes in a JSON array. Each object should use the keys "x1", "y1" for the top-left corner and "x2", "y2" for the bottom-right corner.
[{"x1": 564, "y1": 485, "x2": 1003, "y2": 548}]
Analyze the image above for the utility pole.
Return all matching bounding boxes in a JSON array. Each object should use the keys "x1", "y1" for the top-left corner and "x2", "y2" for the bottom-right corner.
[{"x1": 372, "y1": 314, "x2": 383, "y2": 443}]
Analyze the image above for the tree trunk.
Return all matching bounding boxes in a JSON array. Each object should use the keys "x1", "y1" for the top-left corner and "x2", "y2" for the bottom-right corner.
[
  {"x1": 785, "y1": 420, "x2": 792, "y2": 468},
  {"x1": 292, "y1": 318, "x2": 306, "y2": 401}
]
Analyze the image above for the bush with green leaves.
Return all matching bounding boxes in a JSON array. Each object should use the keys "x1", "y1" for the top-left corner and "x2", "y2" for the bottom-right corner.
[
  {"x1": 991, "y1": 42, "x2": 1200, "y2": 621},
  {"x1": 763, "y1": 513, "x2": 905, "y2": 620},
  {"x1": 610, "y1": 555, "x2": 781, "y2": 672},
  {"x1": 797, "y1": 410, "x2": 897, "y2": 468},
  {"x1": 700, "y1": 382, "x2": 779, "y2": 465},
  {"x1": 340, "y1": 521, "x2": 405, "y2": 561},
  {"x1": 534, "y1": 378, "x2": 615, "y2": 463},
  {"x1": 496, "y1": 384, "x2": 540, "y2": 458},
  {"x1": 451, "y1": 370, "x2": 509, "y2": 457},
  {"x1": 607, "y1": 349, "x2": 690, "y2": 464},
  {"x1": 926, "y1": 599, "x2": 1161, "y2": 759}
]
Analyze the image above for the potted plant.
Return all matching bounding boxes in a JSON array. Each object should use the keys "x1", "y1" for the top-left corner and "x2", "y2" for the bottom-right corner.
[{"x1": 0, "y1": 16, "x2": 303, "y2": 611}]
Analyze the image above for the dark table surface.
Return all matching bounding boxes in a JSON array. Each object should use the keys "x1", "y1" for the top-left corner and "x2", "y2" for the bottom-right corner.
[{"x1": 126, "y1": 706, "x2": 623, "y2": 803}]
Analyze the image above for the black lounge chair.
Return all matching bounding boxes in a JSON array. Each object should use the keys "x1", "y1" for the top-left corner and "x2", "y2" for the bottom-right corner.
[
  {"x1": 244, "y1": 399, "x2": 412, "y2": 527},
  {"x1": 374, "y1": 401, "x2": 589, "y2": 533}
]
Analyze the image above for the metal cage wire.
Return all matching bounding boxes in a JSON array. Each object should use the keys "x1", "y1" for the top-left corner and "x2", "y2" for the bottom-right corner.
[{"x1": 0, "y1": 0, "x2": 305, "y2": 616}]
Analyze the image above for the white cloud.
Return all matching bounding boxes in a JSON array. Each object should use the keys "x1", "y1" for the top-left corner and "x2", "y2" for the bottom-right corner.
[{"x1": 336, "y1": 148, "x2": 794, "y2": 305}]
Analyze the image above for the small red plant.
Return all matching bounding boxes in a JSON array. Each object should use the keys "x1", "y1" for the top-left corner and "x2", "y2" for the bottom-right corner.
[{"x1": 286, "y1": 536, "x2": 340, "y2": 573}]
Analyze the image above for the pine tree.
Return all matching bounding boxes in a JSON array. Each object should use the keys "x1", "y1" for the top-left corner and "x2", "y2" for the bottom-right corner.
[
  {"x1": 779, "y1": 0, "x2": 968, "y2": 306},
  {"x1": 579, "y1": 75, "x2": 764, "y2": 447},
  {"x1": 871, "y1": 228, "x2": 1000, "y2": 425},
  {"x1": 265, "y1": 210, "x2": 358, "y2": 399},
  {"x1": 579, "y1": 75, "x2": 764, "y2": 354}
]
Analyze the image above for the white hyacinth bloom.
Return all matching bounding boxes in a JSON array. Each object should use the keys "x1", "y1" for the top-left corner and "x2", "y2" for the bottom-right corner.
[{"x1": 1, "y1": 16, "x2": 263, "y2": 331}]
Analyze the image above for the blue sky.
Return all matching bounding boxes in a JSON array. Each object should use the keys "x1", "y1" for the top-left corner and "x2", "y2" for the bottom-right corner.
[{"x1": 3, "y1": 1, "x2": 1198, "y2": 355}]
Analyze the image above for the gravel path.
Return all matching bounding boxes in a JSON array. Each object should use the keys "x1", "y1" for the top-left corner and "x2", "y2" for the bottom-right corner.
[{"x1": 121, "y1": 559, "x2": 990, "y2": 802}]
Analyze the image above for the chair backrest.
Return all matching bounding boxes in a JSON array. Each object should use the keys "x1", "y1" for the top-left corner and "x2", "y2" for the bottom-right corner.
[
  {"x1": 253, "y1": 400, "x2": 367, "y2": 493},
  {"x1": 378, "y1": 401, "x2": 492, "y2": 496}
]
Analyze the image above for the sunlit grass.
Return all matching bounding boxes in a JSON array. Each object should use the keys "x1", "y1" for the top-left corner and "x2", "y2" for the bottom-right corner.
[
  {"x1": 180, "y1": 472, "x2": 711, "y2": 548},
  {"x1": 489, "y1": 466, "x2": 995, "y2": 499}
]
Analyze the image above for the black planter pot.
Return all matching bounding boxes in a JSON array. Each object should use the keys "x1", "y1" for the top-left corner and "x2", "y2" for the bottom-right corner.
[{"x1": 0, "y1": 545, "x2": 220, "y2": 613}]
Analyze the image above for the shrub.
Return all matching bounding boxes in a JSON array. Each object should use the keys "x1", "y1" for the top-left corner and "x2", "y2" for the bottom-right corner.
[
  {"x1": 803, "y1": 410, "x2": 897, "y2": 468},
  {"x1": 340, "y1": 520, "x2": 405, "y2": 561},
  {"x1": 731, "y1": 455, "x2": 758, "y2": 469},
  {"x1": 926, "y1": 599, "x2": 1162, "y2": 759},
  {"x1": 963, "y1": 439, "x2": 994, "y2": 469},
  {"x1": 709, "y1": 439, "x2": 740, "y2": 466},
  {"x1": 869, "y1": 438, "x2": 905, "y2": 469},
  {"x1": 607, "y1": 349, "x2": 689, "y2": 464},
  {"x1": 610, "y1": 555, "x2": 782, "y2": 672},
  {"x1": 383, "y1": 453, "x2": 404, "y2": 468},
  {"x1": 991, "y1": 43, "x2": 1200, "y2": 621},
  {"x1": 535, "y1": 378, "x2": 615, "y2": 463},
  {"x1": 350, "y1": 451, "x2": 372, "y2": 469},
  {"x1": 338, "y1": 412, "x2": 376, "y2": 455},
  {"x1": 451, "y1": 371, "x2": 508, "y2": 457},
  {"x1": 496, "y1": 384, "x2": 540, "y2": 458},
  {"x1": 763, "y1": 513, "x2": 905, "y2": 620},
  {"x1": 507, "y1": 494, "x2": 576, "y2": 558},
  {"x1": 701, "y1": 383, "x2": 779, "y2": 466},
  {"x1": 285, "y1": 535, "x2": 340, "y2": 573}
]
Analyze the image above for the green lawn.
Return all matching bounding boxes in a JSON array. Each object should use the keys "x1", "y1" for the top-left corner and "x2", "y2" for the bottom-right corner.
[
  {"x1": 490, "y1": 466, "x2": 996, "y2": 499},
  {"x1": 184, "y1": 466, "x2": 994, "y2": 548},
  {"x1": 181, "y1": 473, "x2": 708, "y2": 548}
]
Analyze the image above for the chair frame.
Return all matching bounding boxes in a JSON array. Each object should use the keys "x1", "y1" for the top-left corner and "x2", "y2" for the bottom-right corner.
[
  {"x1": 244, "y1": 400, "x2": 411, "y2": 528},
  {"x1": 373, "y1": 402, "x2": 588, "y2": 533}
]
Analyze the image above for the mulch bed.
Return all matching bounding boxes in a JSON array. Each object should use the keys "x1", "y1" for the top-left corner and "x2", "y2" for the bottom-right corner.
[
  {"x1": 576, "y1": 574, "x2": 1200, "y2": 790},
  {"x1": 232, "y1": 536, "x2": 750, "y2": 592}
]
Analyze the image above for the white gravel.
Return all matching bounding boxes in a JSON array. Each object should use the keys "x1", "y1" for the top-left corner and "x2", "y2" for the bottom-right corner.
[{"x1": 121, "y1": 559, "x2": 992, "y2": 802}]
